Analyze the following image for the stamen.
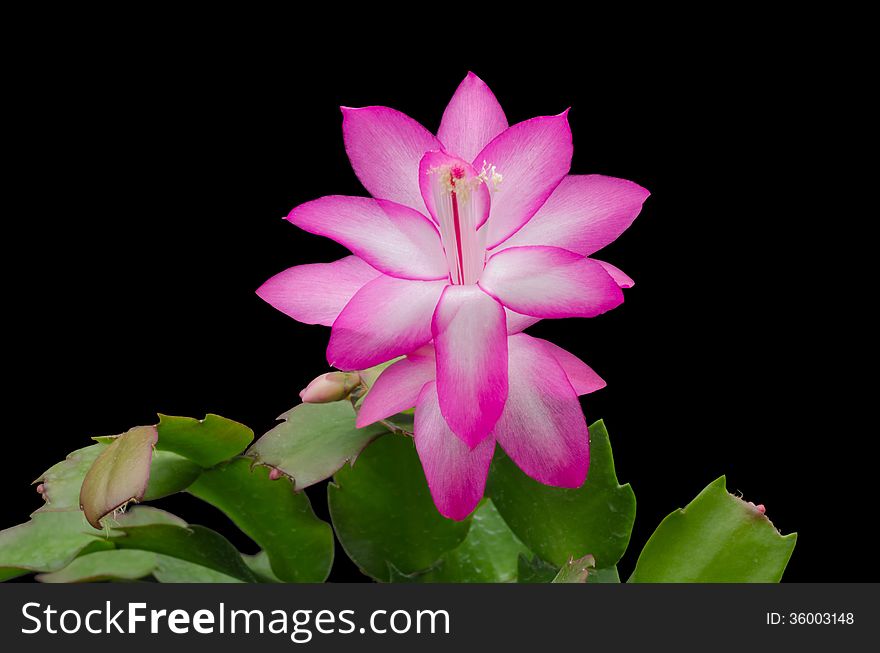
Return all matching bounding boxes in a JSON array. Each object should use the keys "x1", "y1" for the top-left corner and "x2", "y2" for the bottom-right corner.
[
  {"x1": 450, "y1": 185, "x2": 466, "y2": 285},
  {"x1": 478, "y1": 160, "x2": 504, "y2": 192},
  {"x1": 427, "y1": 161, "x2": 492, "y2": 285}
]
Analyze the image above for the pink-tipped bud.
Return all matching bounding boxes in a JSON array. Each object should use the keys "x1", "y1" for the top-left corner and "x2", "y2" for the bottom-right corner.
[
  {"x1": 268, "y1": 468, "x2": 283, "y2": 481},
  {"x1": 299, "y1": 371, "x2": 361, "y2": 404},
  {"x1": 36, "y1": 483, "x2": 45, "y2": 494},
  {"x1": 746, "y1": 500, "x2": 767, "y2": 516}
]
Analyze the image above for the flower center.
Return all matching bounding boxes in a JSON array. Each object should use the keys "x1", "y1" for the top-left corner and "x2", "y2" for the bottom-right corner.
[{"x1": 428, "y1": 162, "x2": 500, "y2": 285}]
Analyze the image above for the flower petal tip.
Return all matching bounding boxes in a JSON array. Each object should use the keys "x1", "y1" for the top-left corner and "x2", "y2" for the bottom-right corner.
[
  {"x1": 556, "y1": 471, "x2": 588, "y2": 490},
  {"x1": 462, "y1": 71, "x2": 491, "y2": 88},
  {"x1": 439, "y1": 505, "x2": 476, "y2": 522},
  {"x1": 445, "y1": 424, "x2": 496, "y2": 450},
  {"x1": 464, "y1": 431, "x2": 495, "y2": 451}
]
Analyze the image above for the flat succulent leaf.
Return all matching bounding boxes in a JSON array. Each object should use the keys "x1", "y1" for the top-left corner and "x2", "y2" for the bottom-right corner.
[
  {"x1": 552, "y1": 554, "x2": 595, "y2": 583},
  {"x1": 628, "y1": 476, "x2": 797, "y2": 582},
  {"x1": 74, "y1": 541, "x2": 117, "y2": 558},
  {"x1": 6, "y1": 415, "x2": 239, "y2": 581},
  {"x1": 37, "y1": 549, "x2": 254, "y2": 584},
  {"x1": 107, "y1": 505, "x2": 188, "y2": 530},
  {"x1": 0, "y1": 569, "x2": 30, "y2": 582},
  {"x1": 247, "y1": 402, "x2": 387, "y2": 490},
  {"x1": 242, "y1": 551, "x2": 283, "y2": 583},
  {"x1": 109, "y1": 523, "x2": 258, "y2": 582},
  {"x1": 141, "y1": 451, "x2": 202, "y2": 500},
  {"x1": 0, "y1": 504, "x2": 190, "y2": 582},
  {"x1": 37, "y1": 550, "x2": 157, "y2": 583},
  {"x1": 394, "y1": 500, "x2": 530, "y2": 583},
  {"x1": 80, "y1": 426, "x2": 158, "y2": 528},
  {"x1": 36, "y1": 507, "x2": 254, "y2": 583},
  {"x1": 152, "y1": 555, "x2": 245, "y2": 583},
  {"x1": 517, "y1": 554, "x2": 558, "y2": 583},
  {"x1": 328, "y1": 434, "x2": 471, "y2": 581},
  {"x1": 589, "y1": 566, "x2": 621, "y2": 583},
  {"x1": 386, "y1": 563, "x2": 420, "y2": 583},
  {"x1": 37, "y1": 444, "x2": 200, "y2": 517},
  {"x1": 156, "y1": 414, "x2": 253, "y2": 467},
  {"x1": 488, "y1": 420, "x2": 636, "y2": 568},
  {"x1": 187, "y1": 458, "x2": 334, "y2": 582},
  {"x1": 515, "y1": 555, "x2": 619, "y2": 583},
  {"x1": 38, "y1": 544, "x2": 253, "y2": 584},
  {"x1": 0, "y1": 511, "x2": 109, "y2": 579},
  {"x1": 35, "y1": 445, "x2": 104, "y2": 513}
]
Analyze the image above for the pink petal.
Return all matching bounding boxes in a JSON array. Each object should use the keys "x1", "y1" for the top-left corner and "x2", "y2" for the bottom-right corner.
[
  {"x1": 505, "y1": 308, "x2": 541, "y2": 334},
  {"x1": 594, "y1": 259, "x2": 635, "y2": 288},
  {"x1": 406, "y1": 343, "x2": 436, "y2": 363},
  {"x1": 415, "y1": 382, "x2": 495, "y2": 521},
  {"x1": 356, "y1": 355, "x2": 435, "y2": 427},
  {"x1": 287, "y1": 196, "x2": 446, "y2": 281},
  {"x1": 432, "y1": 285, "x2": 508, "y2": 447},
  {"x1": 494, "y1": 334, "x2": 590, "y2": 487},
  {"x1": 534, "y1": 338, "x2": 606, "y2": 396},
  {"x1": 341, "y1": 106, "x2": 441, "y2": 213},
  {"x1": 437, "y1": 72, "x2": 508, "y2": 164},
  {"x1": 256, "y1": 256, "x2": 381, "y2": 326},
  {"x1": 480, "y1": 246, "x2": 624, "y2": 318},
  {"x1": 495, "y1": 175, "x2": 650, "y2": 255},
  {"x1": 476, "y1": 113, "x2": 573, "y2": 249},
  {"x1": 328, "y1": 276, "x2": 447, "y2": 370},
  {"x1": 418, "y1": 151, "x2": 491, "y2": 229}
]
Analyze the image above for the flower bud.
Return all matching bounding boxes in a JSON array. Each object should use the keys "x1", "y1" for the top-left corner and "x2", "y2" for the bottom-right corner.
[
  {"x1": 299, "y1": 371, "x2": 361, "y2": 404},
  {"x1": 746, "y1": 501, "x2": 766, "y2": 515}
]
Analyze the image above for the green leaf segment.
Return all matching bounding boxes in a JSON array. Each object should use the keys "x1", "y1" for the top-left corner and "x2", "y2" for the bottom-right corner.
[
  {"x1": 629, "y1": 476, "x2": 797, "y2": 582},
  {"x1": 1, "y1": 400, "x2": 797, "y2": 583}
]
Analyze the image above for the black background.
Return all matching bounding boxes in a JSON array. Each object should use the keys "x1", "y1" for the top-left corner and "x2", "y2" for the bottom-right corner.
[{"x1": 5, "y1": 33, "x2": 870, "y2": 582}]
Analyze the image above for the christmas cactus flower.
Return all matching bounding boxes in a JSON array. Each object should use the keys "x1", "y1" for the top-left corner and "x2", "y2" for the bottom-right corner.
[
  {"x1": 356, "y1": 335, "x2": 605, "y2": 519},
  {"x1": 257, "y1": 72, "x2": 649, "y2": 511},
  {"x1": 0, "y1": 74, "x2": 803, "y2": 589},
  {"x1": 0, "y1": 73, "x2": 801, "y2": 589}
]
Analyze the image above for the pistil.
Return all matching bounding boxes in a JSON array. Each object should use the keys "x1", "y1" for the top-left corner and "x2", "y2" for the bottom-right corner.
[{"x1": 428, "y1": 161, "x2": 490, "y2": 285}]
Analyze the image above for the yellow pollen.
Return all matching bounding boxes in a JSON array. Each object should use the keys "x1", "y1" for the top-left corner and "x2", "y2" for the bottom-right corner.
[
  {"x1": 427, "y1": 164, "x2": 480, "y2": 200},
  {"x1": 478, "y1": 160, "x2": 503, "y2": 192}
]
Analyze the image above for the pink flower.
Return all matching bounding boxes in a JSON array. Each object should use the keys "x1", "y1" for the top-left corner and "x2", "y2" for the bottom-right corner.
[
  {"x1": 356, "y1": 334, "x2": 606, "y2": 520},
  {"x1": 257, "y1": 73, "x2": 648, "y2": 517}
]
